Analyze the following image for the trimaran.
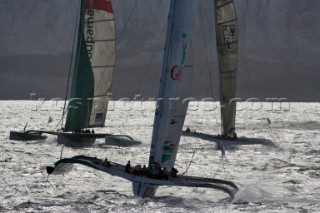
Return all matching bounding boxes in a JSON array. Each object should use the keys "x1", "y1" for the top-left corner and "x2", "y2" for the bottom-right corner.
[
  {"x1": 47, "y1": 0, "x2": 238, "y2": 199},
  {"x1": 9, "y1": 0, "x2": 140, "y2": 147},
  {"x1": 182, "y1": 0, "x2": 274, "y2": 148},
  {"x1": 181, "y1": 0, "x2": 238, "y2": 142}
]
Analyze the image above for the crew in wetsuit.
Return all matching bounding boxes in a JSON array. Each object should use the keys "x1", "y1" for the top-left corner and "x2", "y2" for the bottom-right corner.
[
  {"x1": 141, "y1": 165, "x2": 148, "y2": 176},
  {"x1": 103, "y1": 158, "x2": 111, "y2": 167},
  {"x1": 233, "y1": 132, "x2": 238, "y2": 140},
  {"x1": 171, "y1": 167, "x2": 178, "y2": 177},
  {"x1": 133, "y1": 165, "x2": 142, "y2": 175},
  {"x1": 149, "y1": 162, "x2": 160, "y2": 178},
  {"x1": 162, "y1": 167, "x2": 169, "y2": 180},
  {"x1": 125, "y1": 161, "x2": 131, "y2": 174}
]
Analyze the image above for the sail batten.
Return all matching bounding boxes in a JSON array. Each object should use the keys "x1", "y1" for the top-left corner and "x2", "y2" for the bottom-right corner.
[
  {"x1": 217, "y1": 19, "x2": 237, "y2": 25},
  {"x1": 94, "y1": 39, "x2": 116, "y2": 42},
  {"x1": 88, "y1": 19, "x2": 115, "y2": 23},
  {"x1": 92, "y1": 65, "x2": 114, "y2": 68}
]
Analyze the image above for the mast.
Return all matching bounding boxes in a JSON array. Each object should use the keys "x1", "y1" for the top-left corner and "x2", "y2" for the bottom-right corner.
[
  {"x1": 64, "y1": 0, "x2": 115, "y2": 132},
  {"x1": 215, "y1": 0, "x2": 238, "y2": 138},
  {"x1": 148, "y1": 0, "x2": 199, "y2": 168}
]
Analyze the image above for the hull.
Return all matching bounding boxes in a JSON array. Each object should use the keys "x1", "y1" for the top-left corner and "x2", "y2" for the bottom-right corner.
[
  {"x1": 9, "y1": 131, "x2": 47, "y2": 141},
  {"x1": 132, "y1": 182, "x2": 158, "y2": 198},
  {"x1": 105, "y1": 135, "x2": 141, "y2": 146},
  {"x1": 57, "y1": 133, "x2": 96, "y2": 148},
  {"x1": 48, "y1": 155, "x2": 238, "y2": 199},
  {"x1": 182, "y1": 131, "x2": 277, "y2": 149}
]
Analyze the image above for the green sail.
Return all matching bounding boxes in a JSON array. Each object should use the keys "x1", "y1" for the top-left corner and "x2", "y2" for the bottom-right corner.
[{"x1": 64, "y1": 0, "x2": 94, "y2": 132}]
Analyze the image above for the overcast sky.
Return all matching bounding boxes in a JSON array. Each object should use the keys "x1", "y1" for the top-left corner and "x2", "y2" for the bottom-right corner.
[{"x1": 0, "y1": 0, "x2": 319, "y2": 101}]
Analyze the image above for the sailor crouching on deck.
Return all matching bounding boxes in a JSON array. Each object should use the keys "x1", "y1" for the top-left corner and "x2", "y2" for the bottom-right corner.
[
  {"x1": 103, "y1": 158, "x2": 111, "y2": 167},
  {"x1": 171, "y1": 167, "x2": 178, "y2": 177},
  {"x1": 133, "y1": 165, "x2": 142, "y2": 175}
]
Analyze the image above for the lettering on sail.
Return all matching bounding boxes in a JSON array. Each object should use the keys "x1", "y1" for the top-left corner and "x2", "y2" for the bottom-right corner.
[
  {"x1": 85, "y1": 10, "x2": 95, "y2": 59},
  {"x1": 170, "y1": 65, "x2": 182, "y2": 81}
]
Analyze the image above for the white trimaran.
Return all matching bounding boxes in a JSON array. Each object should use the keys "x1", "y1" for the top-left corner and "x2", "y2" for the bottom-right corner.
[
  {"x1": 47, "y1": 0, "x2": 238, "y2": 199},
  {"x1": 9, "y1": 0, "x2": 140, "y2": 147}
]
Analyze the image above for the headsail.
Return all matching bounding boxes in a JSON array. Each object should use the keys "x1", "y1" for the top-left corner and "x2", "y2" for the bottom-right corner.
[
  {"x1": 215, "y1": 0, "x2": 238, "y2": 137},
  {"x1": 148, "y1": 0, "x2": 199, "y2": 168},
  {"x1": 65, "y1": 0, "x2": 115, "y2": 131}
]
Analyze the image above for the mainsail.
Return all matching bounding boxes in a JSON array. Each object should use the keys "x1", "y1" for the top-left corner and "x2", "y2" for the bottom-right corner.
[
  {"x1": 65, "y1": 0, "x2": 115, "y2": 132},
  {"x1": 162, "y1": 45, "x2": 194, "y2": 169},
  {"x1": 215, "y1": 0, "x2": 238, "y2": 137},
  {"x1": 148, "y1": 0, "x2": 199, "y2": 169}
]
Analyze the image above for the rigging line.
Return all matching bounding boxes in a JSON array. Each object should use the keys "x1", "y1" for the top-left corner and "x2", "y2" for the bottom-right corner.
[
  {"x1": 212, "y1": 157, "x2": 223, "y2": 178},
  {"x1": 52, "y1": 100, "x2": 66, "y2": 131},
  {"x1": 209, "y1": 0, "x2": 215, "y2": 90},
  {"x1": 181, "y1": 150, "x2": 196, "y2": 175},
  {"x1": 61, "y1": 0, "x2": 82, "y2": 128},
  {"x1": 60, "y1": 145, "x2": 65, "y2": 159},
  {"x1": 134, "y1": 22, "x2": 167, "y2": 95},
  {"x1": 199, "y1": 2, "x2": 214, "y2": 97},
  {"x1": 53, "y1": 116, "x2": 64, "y2": 131},
  {"x1": 64, "y1": 147, "x2": 70, "y2": 159},
  {"x1": 116, "y1": 0, "x2": 139, "y2": 45}
]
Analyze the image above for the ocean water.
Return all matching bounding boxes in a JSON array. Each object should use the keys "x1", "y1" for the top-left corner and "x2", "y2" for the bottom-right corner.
[{"x1": 1, "y1": 101, "x2": 319, "y2": 212}]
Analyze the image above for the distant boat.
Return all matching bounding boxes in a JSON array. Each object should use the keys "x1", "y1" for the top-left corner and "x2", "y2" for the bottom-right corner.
[
  {"x1": 183, "y1": 0, "x2": 239, "y2": 140},
  {"x1": 9, "y1": 123, "x2": 47, "y2": 141},
  {"x1": 47, "y1": 0, "x2": 238, "y2": 200},
  {"x1": 9, "y1": 0, "x2": 140, "y2": 147},
  {"x1": 182, "y1": 0, "x2": 275, "y2": 148},
  {"x1": 215, "y1": 0, "x2": 238, "y2": 140}
]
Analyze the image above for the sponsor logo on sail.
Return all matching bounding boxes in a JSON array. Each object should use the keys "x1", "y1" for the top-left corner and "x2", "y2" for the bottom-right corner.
[
  {"x1": 85, "y1": 9, "x2": 95, "y2": 59},
  {"x1": 170, "y1": 33, "x2": 189, "y2": 81},
  {"x1": 170, "y1": 65, "x2": 182, "y2": 81},
  {"x1": 223, "y1": 25, "x2": 237, "y2": 53},
  {"x1": 163, "y1": 141, "x2": 175, "y2": 152},
  {"x1": 86, "y1": 0, "x2": 113, "y2": 14},
  {"x1": 95, "y1": 113, "x2": 104, "y2": 122}
]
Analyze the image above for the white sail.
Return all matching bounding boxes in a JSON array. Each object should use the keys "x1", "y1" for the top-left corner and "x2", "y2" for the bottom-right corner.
[
  {"x1": 85, "y1": 0, "x2": 115, "y2": 128},
  {"x1": 162, "y1": 44, "x2": 194, "y2": 168},
  {"x1": 148, "y1": 0, "x2": 199, "y2": 168},
  {"x1": 215, "y1": 0, "x2": 238, "y2": 137}
]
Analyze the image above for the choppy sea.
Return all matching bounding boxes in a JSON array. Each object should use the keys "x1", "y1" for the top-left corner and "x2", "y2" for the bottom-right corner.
[{"x1": 1, "y1": 101, "x2": 319, "y2": 212}]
